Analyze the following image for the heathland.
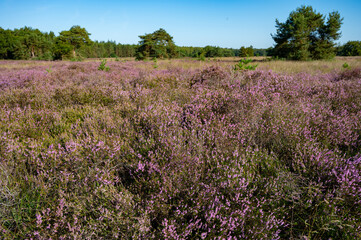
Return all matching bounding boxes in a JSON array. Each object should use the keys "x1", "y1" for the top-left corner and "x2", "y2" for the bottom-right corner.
[{"x1": 0, "y1": 57, "x2": 361, "y2": 239}]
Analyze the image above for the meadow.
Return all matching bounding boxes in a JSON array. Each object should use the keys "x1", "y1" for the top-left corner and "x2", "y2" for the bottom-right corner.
[{"x1": 0, "y1": 57, "x2": 361, "y2": 239}]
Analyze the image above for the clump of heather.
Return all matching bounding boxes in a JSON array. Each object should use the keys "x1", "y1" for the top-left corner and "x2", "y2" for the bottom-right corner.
[
  {"x1": 335, "y1": 67, "x2": 361, "y2": 81},
  {"x1": 0, "y1": 59, "x2": 360, "y2": 239},
  {"x1": 190, "y1": 65, "x2": 229, "y2": 87}
]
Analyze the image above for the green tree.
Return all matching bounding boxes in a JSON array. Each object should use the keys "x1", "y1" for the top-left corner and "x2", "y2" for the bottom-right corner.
[
  {"x1": 222, "y1": 48, "x2": 235, "y2": 57},
  {"x1": 203, "y1": 46, "x2": 223, "y2": 58},
  {"x1": 56, "y1": 25, "x2": 92, "y2": 59},
  {"x1": 253, "y1": 48, "x2": 267, "y2": 56},
  {"x1": 14, "y1": 27, "x2": 40, "y2": 58},
  {"x1": 1, "y1": 27, "x2": 54, "y2": 60},
  {"x1": 340, "y1": 41, "x2": 361, "y2": 56},
  {"x1": 18, "y1": 27, "x2": 53, "y2": 59},
  {"x1": 0, "y1": 27, "x2": 16, "y2": 59},
  {"x1": 135, "y1": 28, "x2": 177, "y2": 60},
  {"x1": 272, "y1": 5, "x2": 343, "y2": 60},
  {"x1": 239, "y1": 46, "x2": 254, "y2": 57},
  {"x1": 53, "y1": 38, "x2": 73, "y2": 60}
]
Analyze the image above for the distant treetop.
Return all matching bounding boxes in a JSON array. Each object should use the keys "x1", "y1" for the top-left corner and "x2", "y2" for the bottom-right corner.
[{"x1": 135, "y1": 28, "x2": 177, "y2": 60}]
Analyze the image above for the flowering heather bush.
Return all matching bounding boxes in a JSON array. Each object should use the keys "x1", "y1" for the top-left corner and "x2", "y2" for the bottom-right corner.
[
  {"x1": 0, "y1": 59, "x2": 361, "y2": 239},
  {"x1": 335, "y1": 67, "x2": 361, "y2": 81},
  {"x1": 190, "y1": 65, "x2": 229, "y2": 87}
]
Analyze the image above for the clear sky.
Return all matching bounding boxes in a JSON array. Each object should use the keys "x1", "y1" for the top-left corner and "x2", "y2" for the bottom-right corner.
[{"x1": 1, "y1": 0, "x2": 360, "y2": 48}]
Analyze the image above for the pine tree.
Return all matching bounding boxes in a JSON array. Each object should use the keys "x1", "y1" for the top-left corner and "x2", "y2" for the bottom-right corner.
[
  {"x1": 136, "y1": 28, "x2": 177, "y2": 60},
  {"x1": 57, "y1": 26, "x2": 92, "y2": 58},
  {"x1": 271, "y1": 6, "x2": 343, "y2": 60}
]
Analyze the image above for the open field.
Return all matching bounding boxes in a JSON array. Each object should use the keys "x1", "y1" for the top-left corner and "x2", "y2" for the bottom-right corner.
[
  {"x1": 2, "y1": 56, "x2": 361, "y2": 73},
  {"x1": 0, "y1": 58, "x2": 361, "y2": 239}
]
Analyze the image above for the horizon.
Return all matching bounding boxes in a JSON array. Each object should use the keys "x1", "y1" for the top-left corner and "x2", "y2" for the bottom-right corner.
[{"x1": 1, "y1": 0, "x2": 361, "y2": 49}]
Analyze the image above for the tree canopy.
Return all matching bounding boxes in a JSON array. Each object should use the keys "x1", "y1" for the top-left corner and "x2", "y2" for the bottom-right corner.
[
  {"x1": 239, "y1": 46, "x2": 254, "y2": 57},
  {"x1": 340, "y1": 41, "x2": 361, "y2": 56},
  {"x1": 271, "y1": 5, "x2": 343, "y2": 60},
  {"x1": 1, "y1": 18, "x2": 355, "y2": 61},
  {"x1": 135, "y1": 28, "x2": 177, "y2": 60},
  {"x1": 0, "y1": 26, "x2": 54, "y2": 60},
  {"x1": 55, "y1": 26, "x2": 92, "y2": 59},
  {"x1": 0, "y1": 26, "x2": 243, "y2": 60}
]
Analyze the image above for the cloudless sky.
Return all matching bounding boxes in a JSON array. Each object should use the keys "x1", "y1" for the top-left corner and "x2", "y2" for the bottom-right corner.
[{"x1": 1, "y1": 0, "x2": 360, "y2": 48}]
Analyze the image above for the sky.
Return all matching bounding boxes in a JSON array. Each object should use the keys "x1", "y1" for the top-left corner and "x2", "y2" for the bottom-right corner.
[{"x1": 0, "y1": 0, "x2": 360, "y2": 49}]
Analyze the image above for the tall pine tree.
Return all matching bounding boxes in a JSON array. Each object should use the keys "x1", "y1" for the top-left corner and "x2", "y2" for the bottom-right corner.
[{"x1": 272, "y1": 6, "x2": 343, "y2": 60}]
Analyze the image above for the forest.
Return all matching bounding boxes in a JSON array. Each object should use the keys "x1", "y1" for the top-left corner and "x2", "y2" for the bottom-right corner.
[
  {"x1": 0, "y1": 26, "x2": 262, "y2": 60},
  {"x1": 2, "y1": 24, "x2": 359, "y2": 61}
]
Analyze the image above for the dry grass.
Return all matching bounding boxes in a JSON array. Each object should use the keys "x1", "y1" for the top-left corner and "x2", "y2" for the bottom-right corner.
[
  {"x1": 212, "y1": 56, "x2": 361, "y2": 74},
  {"x1": 0, "y1": 60, "x2": 53, "y2": 69},
  {"x1": 257, "y1": 56, "x2": 361, "y2": 74},
  {"x1": 1, "y1": 56, "x2": 361, "y2": 74}
]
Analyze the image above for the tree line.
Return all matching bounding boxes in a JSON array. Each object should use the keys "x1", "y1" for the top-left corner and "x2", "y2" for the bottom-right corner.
[
  {"x1": 1, "y1": 5, "x2": 360, "y2": 61},
  {"x1": 0, "y1": 26, "x2": 262, "y2": 60},
  {"x1": 0, "y1": 25, "x2": 275, "y2": 61},
  {"x1": 0, "y1": 26, "x2": 137, "y2": 60}
]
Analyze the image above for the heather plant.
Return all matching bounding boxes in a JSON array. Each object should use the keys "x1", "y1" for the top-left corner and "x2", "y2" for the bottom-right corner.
[
  {"x1": 335, "y1": 67, "x2": 361, "y2": 81},
  {"x1": 190, "y1": 65, "x2": 229, "y2": 87},
  {"x1": 67, "y1": 63, "x2": 86, "y2": 72},
  {"x1": 0, "y1": 59, "x2": 360, "y2": 239}
]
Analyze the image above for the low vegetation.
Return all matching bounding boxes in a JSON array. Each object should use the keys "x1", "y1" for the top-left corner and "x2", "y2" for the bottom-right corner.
[
  {"x1": 0, "y1": 58, "x2": 360, "y2": 239},
  {"x1": 1, "y1": 3, "x2": 360, "y2": 238}
]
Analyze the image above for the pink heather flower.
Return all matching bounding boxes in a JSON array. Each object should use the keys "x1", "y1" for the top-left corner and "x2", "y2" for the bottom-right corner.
[
  {"x1": 201, "y1": 232, "x2": 207, "y2": 239},
  {"x1": 36, "y1": 213, "x2": 42, "y2": 226},
  {"x1": 137, "y1": 161, "x2": 145, "y2": 172}
]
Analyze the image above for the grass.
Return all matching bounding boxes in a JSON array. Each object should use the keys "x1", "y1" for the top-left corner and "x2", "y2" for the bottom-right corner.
[
  {"x1": 0, "y1": 57, "x2": 360, "y2": 239},
  {"x1": 2, "y1": 56, "x2": 361, "y2": 73}
]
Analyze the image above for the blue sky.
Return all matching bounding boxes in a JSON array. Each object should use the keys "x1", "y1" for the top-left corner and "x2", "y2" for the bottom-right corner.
[{"x1": 1, "y1": 0, "x2": 360, "y2": 48}]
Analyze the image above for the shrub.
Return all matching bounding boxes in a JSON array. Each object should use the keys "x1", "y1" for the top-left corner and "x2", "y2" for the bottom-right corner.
[
  {"x1": 153, "y1": 58, "x2": 158, "y2": 69},
  {"x1": 190, "y1": 65, "x2": 228, "y2": 87},
  {"x1": 342, "y1": 62, "x2": 350, "y2": 69},
  {"x1": 98, "y1": 59, "x2": 110, "y2": 71},
  {"x1": 1, "y1": 60, "x2": 360, "y2": 239},
  {"x1": 234, "y1": 58, "x2": 258, "y2": 71},
  {"x1": 335, "y1": 67, "x2": 361, "y2": 81},
  {"x1": 67, "y1": 64, "x2": 85, "y2": 72}
]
